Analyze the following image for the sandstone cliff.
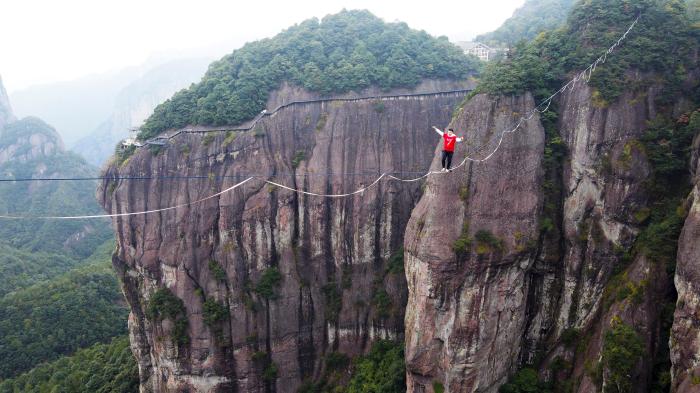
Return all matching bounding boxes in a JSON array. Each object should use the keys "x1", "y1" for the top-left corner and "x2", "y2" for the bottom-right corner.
[
  {"x1": 404, "y1": 77, "x2": 697, "y2": 392},
  {"x1": 671, "y1": 131, "x2": 700, "y2": 392},
  {"x1": 99, "y1": 80, "x2": 470, "y2": 392}
]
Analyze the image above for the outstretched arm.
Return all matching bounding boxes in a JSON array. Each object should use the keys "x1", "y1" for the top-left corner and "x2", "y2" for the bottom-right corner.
[
  {"x1": 432, "y1": 126, "x2": 444, "y2": 136},
  {"x1": 456, "y1": 136, "x2": 464, "y2": 143}
]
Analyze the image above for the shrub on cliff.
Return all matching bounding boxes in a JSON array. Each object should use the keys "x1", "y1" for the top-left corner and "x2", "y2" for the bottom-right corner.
[
  {"x1": 202, "y1": 298, "x2": 229, "y2": 326},
  {"x1": 138, "y1": 10, "x2": 479, "y2": 139},
  {"x1": 255, "y1": 267, "x2": 283, "y2": 300},
  {"x1": 600, "y1": 317, "x2": 644, "y2": 392},
  {"x1": 146, "y1": 287, "x2": 189, "y2": 345}
]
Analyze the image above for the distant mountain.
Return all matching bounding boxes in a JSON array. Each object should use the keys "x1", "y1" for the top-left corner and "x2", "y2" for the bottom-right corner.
[
  {"x1": 9, "y1": 68, "x2": 142, "y2": 146},
  {"x1": 0, "y1": 76, "x2": 15, "y2": 129},
  {"x1": 475, "y1": 0, "x2": 576, "y2": 46},
  {"x1": 0, "y1": 117, "x2": 112, "y2": 257},
  {"x1": 10, "y1": 56, "x2": 212, "y2": 147},
  {"x1": 73, "y1": 58, "x2": 210, "y2": 166}
]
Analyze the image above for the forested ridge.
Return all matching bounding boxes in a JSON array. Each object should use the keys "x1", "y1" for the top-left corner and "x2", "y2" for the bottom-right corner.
[
  {"x1": 0, "y1": 242, "x2": 129, "y2": 380},
  {"x1": 0, "y1": 117, "x2": 112, "y2": 258},
  {"x1": 138, "y1": 10, "x2": 479, "y2": 139},
  {"x1": 475, "y1": 0, "x2": 576, "y2": 47},
  {"x1": 476, "y1": 0, "x2": 698, "y2": 104}
]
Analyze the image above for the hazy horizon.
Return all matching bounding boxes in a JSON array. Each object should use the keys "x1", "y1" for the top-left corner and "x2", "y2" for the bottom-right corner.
[{"x1": 3, "y1": 0, "x2": 525, "y2": 93}]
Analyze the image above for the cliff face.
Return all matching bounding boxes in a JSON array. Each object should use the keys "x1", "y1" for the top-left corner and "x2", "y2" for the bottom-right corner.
[
  {"x1": 404, "y1": 79, "x2": 686, "y2": 392},
  {"x1": 99, "y1": 81, "x2": 470, "y2": 392},
  {"x1": 671, "y1": 132, "x2": 700, "y2": 391},
  {"x1": 404, "y1": 93, "x2": 545, "y2": 392}
]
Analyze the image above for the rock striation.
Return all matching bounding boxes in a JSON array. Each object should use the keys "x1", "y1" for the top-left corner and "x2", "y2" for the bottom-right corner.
[
  {"x1": 99, "y1": 80, "x2": 471, "y2": 392},
  {"x1": 404, "y1": 78, "x2": 694, "y2": 392}
]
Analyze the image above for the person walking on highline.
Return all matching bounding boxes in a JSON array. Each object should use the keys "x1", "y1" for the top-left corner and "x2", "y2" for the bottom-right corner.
[{"x1": 432, "y1": 126, "x2": 464, "y2": 172}]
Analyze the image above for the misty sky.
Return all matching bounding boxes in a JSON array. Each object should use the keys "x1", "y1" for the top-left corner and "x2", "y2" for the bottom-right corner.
[{"x1": 2, "y1": 0, "x2": 525, "y2": 93}]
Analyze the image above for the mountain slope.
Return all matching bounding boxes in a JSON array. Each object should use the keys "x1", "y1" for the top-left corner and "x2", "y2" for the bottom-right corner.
[
  {"x1": 138, "y1": 9, "x2": 478, "y2": 139},
  {"x1": 0, "y1": 336, "x2": 138, "y2": 393},
  {"x1": 475, "y1": 0, "x2": 575, "y2": 46},
  {"x1": 0, "y1": 117, "x2": 112, "y2": 257},
  {"x1": 0, "y1": 255, "x2": 128, "y2": 379}
]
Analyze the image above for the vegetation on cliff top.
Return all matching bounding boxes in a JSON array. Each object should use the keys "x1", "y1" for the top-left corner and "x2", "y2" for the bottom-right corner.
[
  {"x1": 138, "y1": 10, "x2": 478, "y2": 139},
  {"x1": 477, "y1": 0, "x2": 698, "y2": 104},
  {"x1": 476, "y1": 0, "x2": 576, "y2": 47}
]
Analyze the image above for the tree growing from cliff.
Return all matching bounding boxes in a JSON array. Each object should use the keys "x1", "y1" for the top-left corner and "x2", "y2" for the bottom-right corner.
[
  {"x1": 146, "y1": 287, "x2": 189, "y2": 346},
  {"x1": 138, "y1": 10, "x2": 479, "y2": 139}
]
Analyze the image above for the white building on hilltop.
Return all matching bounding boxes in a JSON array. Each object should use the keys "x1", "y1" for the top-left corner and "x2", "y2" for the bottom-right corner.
[{"x1": 455, "y1": 41, "x2": 502, "y2": 62}]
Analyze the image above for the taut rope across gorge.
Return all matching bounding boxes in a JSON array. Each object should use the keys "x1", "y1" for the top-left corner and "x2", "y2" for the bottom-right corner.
[{"x1": 0, "y1": 15, "x2": 640, "y2": 219}]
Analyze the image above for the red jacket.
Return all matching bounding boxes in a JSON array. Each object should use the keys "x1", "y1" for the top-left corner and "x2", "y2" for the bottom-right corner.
[{"x1": 443, "y1": 133, "x2": 458, "y2": 152}]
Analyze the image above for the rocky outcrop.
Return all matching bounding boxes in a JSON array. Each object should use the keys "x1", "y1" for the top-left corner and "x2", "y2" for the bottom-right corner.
[
  {"x1": 0, "y1": 75, "x2": 15, "y2": 130},
  {"x1": 671, "y1": 132, "x2": 700, "y2": 392},
  {"x1": 99, "y1": 80, "x2": 471, "y2": 392},
  {"x1": 404, "y1": 93, "x2": 545, "y2": 392},
  {"x1": 404, "y1": 78, "x2": 682, "y2": 392},
  {"x1": 0, "y1": 116, "x2": 64, "y2": 164}
]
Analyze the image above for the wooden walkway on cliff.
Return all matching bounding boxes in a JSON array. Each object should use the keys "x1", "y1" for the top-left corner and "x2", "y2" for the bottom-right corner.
[{"x1": 130, "y1": 88, "x2": 473, "y2": 147}]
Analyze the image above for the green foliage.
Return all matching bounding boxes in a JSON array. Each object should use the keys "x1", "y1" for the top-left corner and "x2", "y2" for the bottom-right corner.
[
  {"x1": 0, "y1": 118, "x2": 112, "y2": 258},
  {"x1": 138, "y1": 10, "x2": 477, "y2": 139},
  {"x1": 499, "y1": 368, "x2": 550, "y2": 393},
  {"x1": 255, "y1": 267, "x2": 283, "y2": 300},
  {"x1": 208, "y1": 259, "x2": 227, "y2": 281},
  {"x1": 322, "y1": 283, "x2": 343, "y2": 322},
  {"x1": 474, "y1": 230, "x2": 504, "y2": 255},
  {"x1": 372, "y1": 100, "x2": 386, "y2": 113},
  {"x1": 0, "y1": 261, "x2": 128, "y2": 379},
  {"x1": 223, "y1": 131, "x2": 237, "y2": 146},
  {"x1": 478, "y1": 0, "x2": 697, "y2": 105},
  {"x1": 0, "y1": 336, "x2": 138, "y2": 393},
  {"x1": 476, "y1": 0, "x2": 576, "y2": 46},
  {"x1": 458, "y1": 185, "x2": 470, "y2": 202},
  {"x1": 633, "y1": 111, "x2": 698, "y2": 270},
  {"x1": 372, "y1": 288, "x2": 392, "y2": 319},
  {"x1": 202, "y1": 298, "x2": 229, "y2": 326},
  {"x1": 386, "y1": 248, "x2": 404, "y2": 274},
  {"x1": 263, "y1": 362, "x2": 278, "y2": 382},
  {"x1": 0, "y1": 243, "x2": 81, "y2": 297},
  {"x1": 292, "y1": 150, "x2": 307, "y2": 168},
  {"x1": 561, "y1": 328, "x2": 580, "y2": 347},
  {"x1": 453, "y1": 222, "x2": 472, "y2": 258},
  {"x1": 433, "y1": 381, "x2": 445, "y2": 393},
  {"x1": 600, "y1": 318, "x2": 644, "y2": 393},
  {"x1": 146, "y1": 287, "x2": 189, "y2": 346},
  {"x1": 346, "y1": 340, "x2": 405, "y2": 393},
  {"x1": 325, "y1": 352, "x2": 350, "y2": 371},
  {"x1": 202, "y1": 133, "x2": 215, "y2": 146}
]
